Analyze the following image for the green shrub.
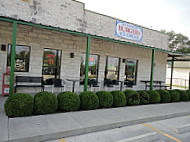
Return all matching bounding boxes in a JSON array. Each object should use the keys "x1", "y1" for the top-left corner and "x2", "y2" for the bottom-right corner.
[
  {"x1": 110, "y1": 91, "x2": 126, "y2": 107},
  {"x1": 147, "y1": 90, "x2": 160, "y2": 104},
  {"x1": 57, "y1": 91, "x2": 80, "y2": 112},
  {"x1": 136, "y1": 91, "x2": 150, "y2": 105},
  {"x1": 79, "y1": 91, "x2": 99, "y2": 110},
  {"x1": 96, "y1": 91, "x2": 113, "y2": 108},
  {"x1": 123, "y1": 89, "x2": 140, "y2": 105},
  {"x1": 168, "y1": 90, "x2": 180, "y2": 102},
  {"x1": 175, "y1": 90, "x2": 189, "y2": 101},
  {"x1": 123, "y1": 89, "x2": 134, "y2": 96},
  {"x1": 4, "y1": 93, "x2": 33, "y2": 117},
  {"x1": 156, "y1": 90, "x2": 171, "y2": 103},
  {"x1": 34, "y1": 91, "x2": 58, "y2": 115},
  {"x1": 186, "y1": 90, "x2": 190, "y2": 101}
]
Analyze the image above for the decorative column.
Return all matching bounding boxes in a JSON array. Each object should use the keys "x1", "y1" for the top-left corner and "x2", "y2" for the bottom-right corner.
[
  {"x1": 10, "y1": 21, "x2": 17, "y2": 95},
  {"x1": 84, "y1": 36, "x2": 91, "y2": 91},
  {"x1": 150, "y1": 49, "x2": 155, "y2": 90},
  {"x1": 170, "y1": 56, "x2": 174, "y2": 89}
]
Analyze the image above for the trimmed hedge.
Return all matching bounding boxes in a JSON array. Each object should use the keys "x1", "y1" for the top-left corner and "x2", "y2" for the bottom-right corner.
[
  {"x1": 123, "y1": 89, "x2": 140, "y2": 105},
  {"x1": 79, "y1": 91, "x2": 99, "y2": 110},
  {"x1": 175, "y1": 90, "x2": 189, "y2": 101},
  {"x1": 136, "y1": 91, "x2": 150, "y2": 105},
  {"x1": 147, "y1": 90, "x2": 160, "y2": 104},
  {"x1": 156, "y1": 90, "x2": 171, "y2": 103},
  {"x1": 57, "y1": 91, "x2": 80, "y2": 112},
  {"x1": 110, "y1": 91, "x2": 126, "y2": 107},
  {"x1": 4, "y1": 93, "x2": 33, "y2": 117},
  {"x1": 186, "y1": 90, "x2": 190, "y2": 101},
  {"x1": 96, "y1": 91, "x2": 113, "y2": 108},
  {"x1": 168, "y1": 90, "x2": 180, "y2": 102},
  {"x1": 34, "y1": 91, "x2": 58, "y2": 115},
  {"x1": 4, "y1": 88, "x2": 190, "y2": 118}
]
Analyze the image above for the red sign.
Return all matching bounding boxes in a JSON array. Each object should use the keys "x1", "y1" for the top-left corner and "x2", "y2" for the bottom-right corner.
[
  {"x1": 46, "y1": 54, "x2": 55, "y2": 58},
  {"x1": 89, "y1": 57, "x2": 94, "y2": 61}
]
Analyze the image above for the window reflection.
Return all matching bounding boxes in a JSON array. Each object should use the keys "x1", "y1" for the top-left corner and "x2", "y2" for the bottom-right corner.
[
  {"x1": 7, "y1": 45, "x2": 30, "y2": 72},
  {"x1": 124, "y1": 59, "x2": 138, "y2": 85},
  {"x1": 105, "y1": 56, "x2": 120, "y2": 85},
  {"x1": 80, "y1": 54, "x2": 99, "y2": 84}
]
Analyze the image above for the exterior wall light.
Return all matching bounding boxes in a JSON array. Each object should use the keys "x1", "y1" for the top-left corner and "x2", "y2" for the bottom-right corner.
[
  {"x1": 122, "y1": 59, "x2": 126, "y2": 63},
  {"x1": 1, "y1": 44, "x2": 6, "y2": 51},
  {"x1": 70, "y1": 53, "x2": 74, "y2": 58}
]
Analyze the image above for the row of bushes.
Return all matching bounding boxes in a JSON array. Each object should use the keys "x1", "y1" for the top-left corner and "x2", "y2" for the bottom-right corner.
[{"x1": 4, "y1": 89, "x2": 190, "y2": 117}]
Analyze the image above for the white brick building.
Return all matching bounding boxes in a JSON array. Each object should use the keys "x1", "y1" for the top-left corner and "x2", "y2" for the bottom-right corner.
[{"x1": 0, "y1": 0, "x2": 172, "y2": 94}]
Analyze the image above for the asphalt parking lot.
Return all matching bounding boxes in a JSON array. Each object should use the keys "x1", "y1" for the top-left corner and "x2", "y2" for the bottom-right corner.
[{"x1": 47, "y1": 115, "x2": 190, "y2": 142}]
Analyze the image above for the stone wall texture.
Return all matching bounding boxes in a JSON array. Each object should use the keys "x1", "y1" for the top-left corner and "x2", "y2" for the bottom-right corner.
[
  {"x1": 0, "y1": 0, "x2": 168, "y2": 50},
  {"x1": 0, "y1": 21, "x2": 168, "y2": 94}
]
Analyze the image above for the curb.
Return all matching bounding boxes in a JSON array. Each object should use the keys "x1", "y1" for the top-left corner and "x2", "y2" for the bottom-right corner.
[
  {"x1": 8, "y1": 111, "x2": 190, "y2": 142},
  {"x1": 173, "y1": 124, "x2": 190, "y2": 134}
]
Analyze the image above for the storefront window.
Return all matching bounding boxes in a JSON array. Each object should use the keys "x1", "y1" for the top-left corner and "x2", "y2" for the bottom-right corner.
[
  {"x1": 124, "y1": 59, "x2": 138, "y2": 85},
  {"x1": 80, "y1": 54, "x2": 99, "y2": 84},
  {"x1": 42, "y1": 49, "x2": 62, "y2": 80},
  {"x1": 7, "y1": 45, "x2": 30, "y2": 72},
  {"x1": 105, "y1": 56, "x2": 120, "y2": 85}
]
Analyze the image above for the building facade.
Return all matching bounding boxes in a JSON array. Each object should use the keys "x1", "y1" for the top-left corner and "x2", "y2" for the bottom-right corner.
[
  {"x1": 166, "y1": 62, "x2": 190, "y2": 88},
  {"x1": 0, "y1": 0, "x2": 168, "y2": 94}
]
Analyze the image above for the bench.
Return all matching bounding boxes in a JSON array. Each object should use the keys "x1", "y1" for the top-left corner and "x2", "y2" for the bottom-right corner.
[
  {"x1": 146, "y1": 85, "x2": 169, "y2": 90},
  {"x1": 140, "y1": 80, "x2": 169, "y2": 90},
  {"x1": 15, "y1": 76, "x2": 44, "y2": 92}
]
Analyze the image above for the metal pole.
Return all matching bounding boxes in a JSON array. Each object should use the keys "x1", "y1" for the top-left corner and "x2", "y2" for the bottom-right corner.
[
  {"x1": 150, "y1": 49, "x2": 155, "y2": 90},
  {"x1": 84, "y1": 36, "x2": 91, "y2": 91},
  {"x1": 189, "y1": 72, "x2": 190, "y2": 90},
  {"x1": 9, "y1": 21, "x2": 17, "y2": 95},
  {"x1": 170, "y1": 56, "x2": 174, "y2": 89}
]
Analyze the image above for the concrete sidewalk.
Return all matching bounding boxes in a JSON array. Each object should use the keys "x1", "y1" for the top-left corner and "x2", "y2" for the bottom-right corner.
[
  {"x1": 0, "y1": 96, "x2": 8, "y2": 142},
  {"x1": 1, "y1": 101, "x2": 190, "y2": 142}
]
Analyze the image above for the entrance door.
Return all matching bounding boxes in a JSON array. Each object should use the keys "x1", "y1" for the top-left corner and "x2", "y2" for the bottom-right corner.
[
  {"x1": 124, "y1": 59, "x2": 138, "y2": 85},
  {"x1": 42, "y1": 48, "x2": 62, "y2": 83}
]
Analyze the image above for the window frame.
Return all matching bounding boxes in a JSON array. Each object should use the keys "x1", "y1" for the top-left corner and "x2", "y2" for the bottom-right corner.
[
  {"x1": 42, "y1": 48, "x2": 62, "y2": 79},
  {"x1": 105, "y1": 56, "x2": 121, "y2": 85},
  {"x1": 124, "y1": 58, "x2": 138, "y2": 85},
  {"x1": 80, "y1": 53, "x2": 100, "y2": 85},
  {"x1": 7, "y1": 44, "x2": 31, "y2": 72}
]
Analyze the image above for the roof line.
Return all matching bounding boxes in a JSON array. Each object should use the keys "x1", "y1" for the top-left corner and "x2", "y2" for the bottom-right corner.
[
  {"x1": 0, "y1": 16, "x2": 189, "y2": 57},
  {"x1": 85, "y1": 9, "x2": 167, "y2": 36}
]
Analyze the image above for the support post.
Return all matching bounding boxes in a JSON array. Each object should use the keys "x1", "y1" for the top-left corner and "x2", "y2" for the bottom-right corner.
[
  {"x1": 84, "y1": 36, "x2": 91, "y2": 91},
  {"x1": 170, "y1": 56, "x2": 174, "y2": 89},
  {"x1": 150, "y1": 49, "x2": 155, "y2": 90},
  {"x1": 189, "y1": 72, "x2": 190, "y2": 90},
  {"x1": 9, "y1": 21, "x2": 17, "y2": 95}
]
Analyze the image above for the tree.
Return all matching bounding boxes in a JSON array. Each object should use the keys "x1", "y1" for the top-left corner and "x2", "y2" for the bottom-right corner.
[
  {"x1": 177, "y1": 47, "x2": 190, "y2": 53},
  {"x1": 161, "y1": 30, "x2": 190, "y2": 53}
]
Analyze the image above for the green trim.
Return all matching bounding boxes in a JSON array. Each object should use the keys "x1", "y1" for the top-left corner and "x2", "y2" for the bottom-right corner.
[
  {"x1": 0, "y1": 17, "x2": 15, "y2": 23},
  {"x1": 84, "y1": 36, "x2": 91, "y2": 91},
  {"x1": 150, "y1": 49, "x2": 155, "y2": 90},
  {"x1": 9, "y1": 21, "x2": 17, "y2": 95},
  {"x1": 170, "y1": 57, "x2": 174, "y2": 89},
  {"x1": 189, "y1": 72, "x2": 190, "y2": 90},
  {"x1": 0, "y1": 17, "x2": 190, "y2": 57}
]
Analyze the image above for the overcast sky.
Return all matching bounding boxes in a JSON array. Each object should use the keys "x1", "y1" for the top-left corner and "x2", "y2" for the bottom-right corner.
[{"x1": 78, "y1": 0, "x2": 190, "y2": 39}]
